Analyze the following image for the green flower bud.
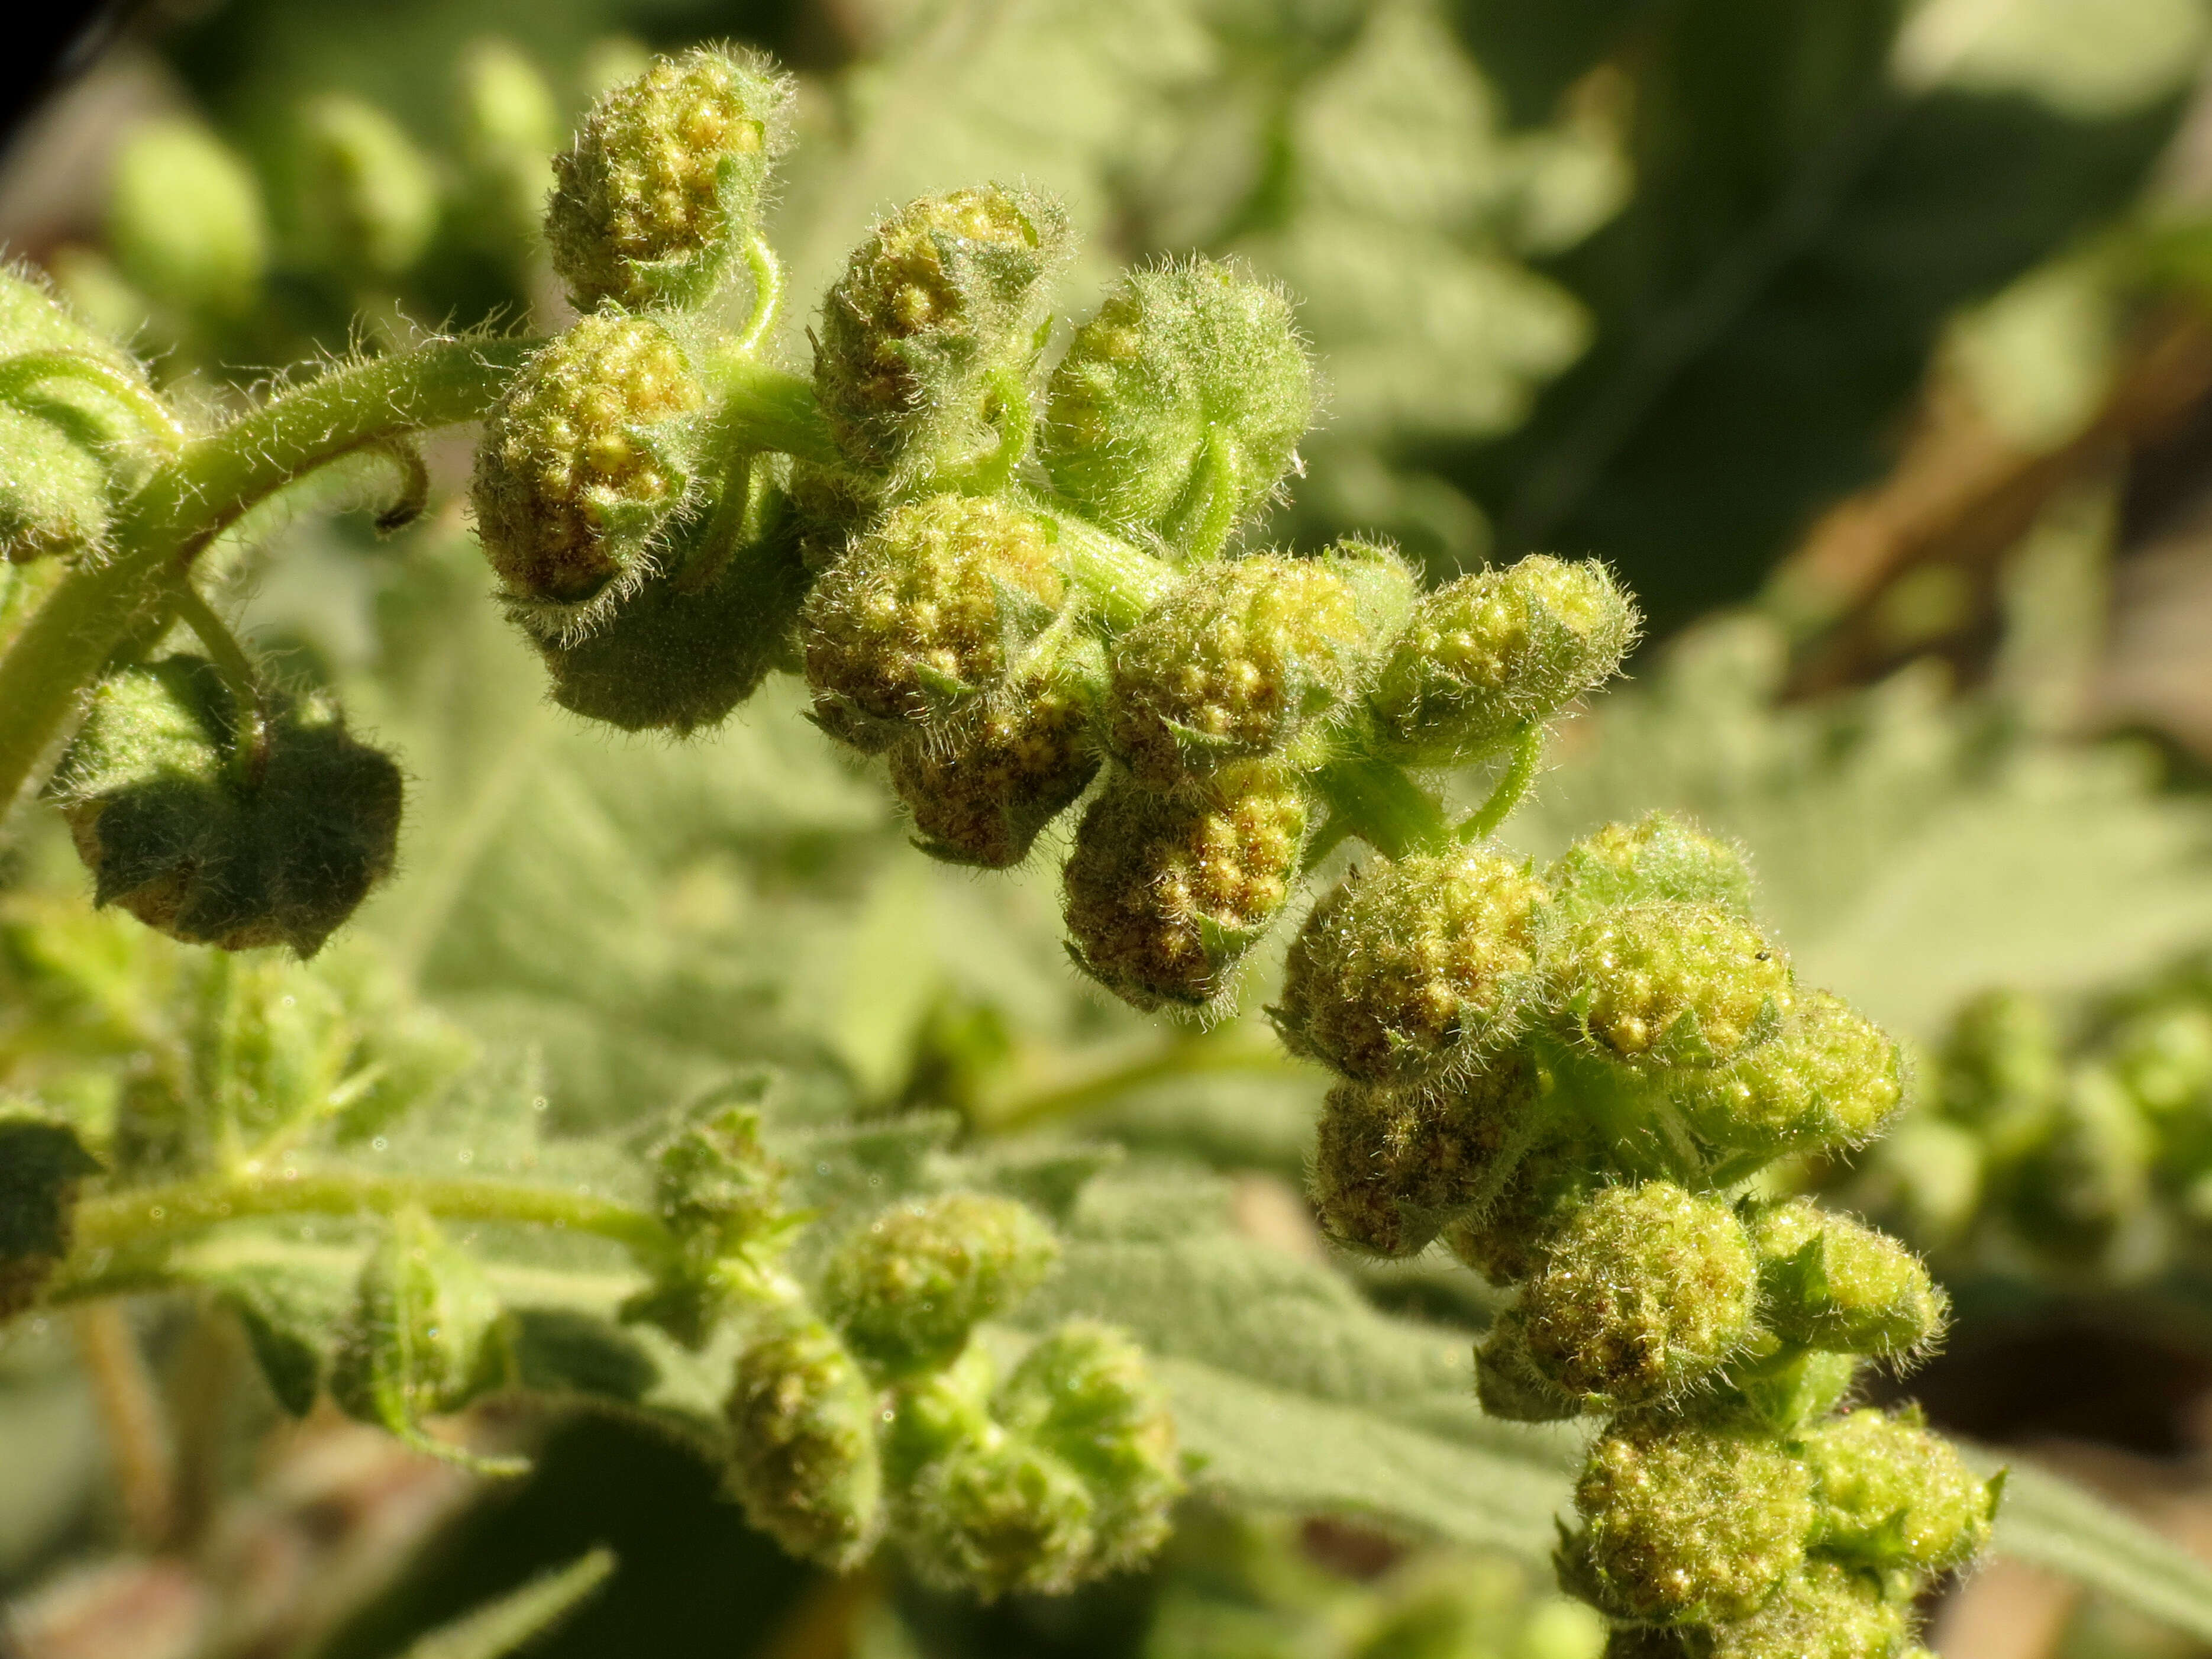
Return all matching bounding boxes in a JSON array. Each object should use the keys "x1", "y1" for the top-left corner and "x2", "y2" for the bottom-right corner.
[
  {"x1": 1567, "y1": 1422, "x2": 1813, "y2": 1624},
  {"x1": 822, "y1": 1192, "x2": 1060, "y2": 1376},
  {"x1": 532, "y1": 501, "x2": 808, "y2": 735},
  {"x1": 333, "y1": 1208, "x2": 511, "y2": 1447},
  {"x1": 1370, "y1": 556, "x2": 1638, "y2": 765},
  {"x1": 813, "y1": 185, "x2": 1071, "y2": 480},
  {"x1": 996, "y1": 1321, "x2": 1183, "y2": 1571},
  {"x1": 1446, "y1": 1118, "x2": 1604, "y2": 1285},
  {"x1": 1475, "y1": 1310, "x2": 1585, "y2": 1423},
  {"x1": 288, "y1": 93, "x2": 441, "y2": 278},
  {"x1": 1, "y1": 267, "x2": 163, "y2": 563},
  {"x1": 456, "y1": 40, "x2": 561, "y2": 250},
  {"x1": 1704, "y1": 1343, "x2": 1862, "y2": 1436},
  {"x1": 1106, "y1": 543, "x2": 1414, "y2": 788},
  {"x1": 802, "y1": 493, "x2": 1067, "y2": 751},
  {"x1": 1310, "y1": 1057, "x2": 1539, "y2": 1257},
  {"x1": 1675, "y1": 992, "x2": 1904, "y2": 1158},
  {"x1": 623, "y1": 1090, "x2": 790, "y2": 1346},
  {"x1": 2008, "y1": 1061, "x2": 2156, "y2": 1268},
  {"x1": 1558, "y1": 905, "x2": 1793, "y2": 1071},
  {"x1": 1275, "y1": 847, "x2": 1549, "y2": 1086},
  {"x1": 725, "y1": 1313, "x2": 885, "y2": 1569},
  {"x1": 2115, "y1": 1001, "x2": 2212, "y2": 1114},
  {"x1": 903, "y1": 1425, "x2": 1100, "y2": 1599},
  {"x1": 1519, "y1": 1182, "x2": 1758, "y2": 1408},
  {"x1": 1748, "y1": 1200, "x2": 1947, "y2": 1358},
  {"x1": 1694, "y1": 1560, "x2": 1914, "y2": 1659},
  {"x1": 106, "y1": 117, "x2": 269, "y2": 319},
  {"x1": 1039, "y1": 258, "x2": 1315, "y2": 556},
  {"x1": 473, "y1": 311, "x2": 708, "y2": 612},
  {"x1": 889, "y1": 653, "x2": 1104, "y2": 869},
  {"x1": 1940, "y1": 989, "x2": 2062, "y2": 1153},
  {"x1": 56, "y1": 657, "x2": 403, "y2": 957},
  {"x1": 1805, "y1": 1408, "x2": 1996, "y2": 1573},
  {"x1": 1062, "y1": 766, "x2": 1308, "y2": 1012},
  {"x1": 0, "y1": 1118, "x2": 102, "y2": 1321},
  {"x1": 1548, "y1": 813, "x2": 1754, "y2": 922},
  {"x1": 547, "y1": 47, "x2": 793, "y2": 312}
]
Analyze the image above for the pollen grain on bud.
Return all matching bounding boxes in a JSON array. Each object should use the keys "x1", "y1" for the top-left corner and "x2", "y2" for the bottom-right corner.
[
  {"x1": 1370, "y1": 554, "x2": 1637, "y2": 765},
  {"x1": 1106, "y1": 544, "x2": 1411, "y2": 789},
  {"x1": 802, "y1": 492, "x2": 1067, "y2": 751},
  {"x1": 547, "y1": 46, "x2": 793, "y2": 312},
  {"x1": 1039, "y1": 257, "x2": 1315, "y2": 556},
  {"x1": 1276, "y1": 847, "x2": 1550, "y2": 1086},
  {"x1": 472, "y1": 311, "x2": 704, "y2": 610},
  {"x1": 1061, "y1": 766, "x2": 1307, "y2": 1012}
]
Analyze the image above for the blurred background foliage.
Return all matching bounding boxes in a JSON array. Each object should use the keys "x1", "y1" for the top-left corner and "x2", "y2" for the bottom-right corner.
[{"x1": 14, "y1": 1, "x2": 2212, "y2": 1657}]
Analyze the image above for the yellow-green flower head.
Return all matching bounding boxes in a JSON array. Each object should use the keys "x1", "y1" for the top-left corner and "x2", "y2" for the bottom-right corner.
[
  {"x1": 822, "y1": 1193, "x2": 1060, "y2": 1377},
  {"x1": 1310, "y1": 1056, "x2": 1538, "y2": 1256},
  {"x1": 996, "y1": 1321, "x2": 1184, "y2": 1573},
  {"x1": 1940, "y1": 987, "x2": 2064, "y2": 1139},
  {"x1": 1549, "y1": 812, "x2": 1755, "y2": 922},
  {"x1": 332, "y1": 1208, "x2": 508, "y2": 1439},
  {"x1": 472, "y1": 311, "x2": 705, "y2": 610},
  {"x1": 725, "y1": 1313, "x2": 885, "y2": 1570},
  {"x1": 890, "y1": 655, "x2": 1103, "y2": 869},
  {"x1": 2113, "y1": 999, "x2": 2212, "y2": 1114},
  {"x1": 1805, "y1": 1408, "x2": 1996, "y2": 1574},
  {"x1": 1276, "y1": 847, "x2": 1550, "y2": 1086},
  {"x1": 813, "y1": 185, "x2": 1071, "y2": 479},
  {"x1": 903, "y1": 1429, "x2": 1099, "y2": 1599},
  {"x1": 1446, "y1": 1116, "x2": 1603, "y2": 1286},
  {"x1": 1062, "y1": 766, "x2": 1308, "y2": 1012},
  {"x1": 1039, "y1": 258, "x2": 1315, "y2": 556},
  {"x1": 1519, "y1": 1182, "x2": 1758, "y2": 1408},
  {"x1": 1, "y1": 266, "x2": 167, "y2": 563},
  {"x1": 1567, "y1": 1421, "x2": 1814, "y2": 1625},
  {"x1": 547, "y1": 47, "x2": 793, "y2": 312},
  {"x1": 1558, "y1": 903, "x2": 1793, "y2": 1070},
  {"x1": 1748, "y1": 1199, "x2": 1947, "y2": 1358},
  {"x1": 1675, "y1": 992, "x2": 1903, "y2": 1158},
  {"x1": 802, "y1": 493, "x2": 1067, "y2": 751},
  {"x1": 1679, "y1": 1560, "x2": 1917, "y2": 1659},
  {"x1": 1107, "y1": 543, "x2": 1413, "y2": 789},
  {"x1": 1370, "y1": 556, "x2": 1638, "y2": 765},
  {"x1": 56, "y1": 657, "x2": 403, "y2": 957}
]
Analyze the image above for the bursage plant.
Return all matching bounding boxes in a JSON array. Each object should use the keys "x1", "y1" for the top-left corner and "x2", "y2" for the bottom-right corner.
[{"x1": 0, "y1": 44, "x2": 1994, "y2": 1647}]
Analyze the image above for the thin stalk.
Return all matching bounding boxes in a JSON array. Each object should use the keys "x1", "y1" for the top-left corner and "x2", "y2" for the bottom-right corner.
[
  {"x1": 1312, "y1": 753, "x2": 1451, "y2": 858},
  {"x1": 69, "y1": 1167, "x2": 671, "y2": 1263},
  {"x1": 984, "y1": 1034, "x2": 1305, "y2": 1132},
  {"x1": 0, "y1": 337, "x2": 535, "y2": 813},
  {"x1": 734, "y1": 234, "x2": 786, "y2": 357},
  {"x1": 1017, "y1": 491, "x2": 1172, "y2": 629},
  {"x1": 72, "y1": 1303, "x2": 173, "y2": 1548},
  {"x1": 1183, "y1": 428, "x2": 1242, "y2": 562},
  {"x1": 701, "y1": 353, "x2": 842, "y2": 466},
  {"x1": 1458, "y1": 722, "x2": 1543, "y2": 843},
  {"x1": 0, "y1": 350, "x2": 187, "y2": 453},
  {"x1": 170, "y1": 583, "x2": 268, "y2": 788}
]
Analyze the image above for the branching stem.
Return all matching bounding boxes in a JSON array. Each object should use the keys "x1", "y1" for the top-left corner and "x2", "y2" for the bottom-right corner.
[
  {"x1": 1459, "y1": 722, "x2": 1543, "y2": 843},
  {"x1": 0, "y1": 349, "x2": 188, "y2": 453}
]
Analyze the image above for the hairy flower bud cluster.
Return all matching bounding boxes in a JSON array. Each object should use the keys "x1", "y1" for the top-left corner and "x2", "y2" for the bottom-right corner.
[
  {"x1": 54, "y1": 656, "x2": 403, "y2": 957},
  {"x1": 1039, "y1": 258, "x2": 1315, "y2": 558},
  {"x1": 1270, "y1": 807, "x2": 1976, "y2": 1652},
  {"x1": 719, "y1": 1191, "x2": 1183, "y2": 1595},
  {"x1": 547, "y1": 47, "x2": 792, "y2": 312}
]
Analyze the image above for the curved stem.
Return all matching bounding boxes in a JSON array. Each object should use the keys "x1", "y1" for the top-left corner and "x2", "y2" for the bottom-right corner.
[
  {"x1": 1183, "y1": 428, "x2": 1243, "y2": 561},
  {"x1": 1016, "y1": 491, "x2": 1172, "y2": 629},
  {"x1": 0, "y1": 350, "x2": 187, "y2": 453},
  {"x1": 1312, "y1": 753, "x2": 1451, "y2": 858},
  {"x1": 734, "y1": 234, "x2": 786, "y2": 357},
  {"x1": 170, "y1": 583, "x2": 268, "y2": 788},
  {"x1": 700, "y1": 353, "x2": 841, "y2": 466},
  {"x1": 0, "y1": 337, "x2": 535, "y2": 814},
  {"x1": 70, "y1": 1167, "x2": 671, "y2": 1263},
  {"x1": 370, "y1": 440, "x2": 432, "y2": 535},
  {"x1": 1458, "y1": 722, "x2": 1542, "y2": 843}
]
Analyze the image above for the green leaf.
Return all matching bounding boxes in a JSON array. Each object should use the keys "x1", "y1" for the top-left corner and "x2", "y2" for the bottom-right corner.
[
  {"x1": 390, "y1": 1547, "x2": 616, "y2": 1659},
  {"x1": 1968, "y1": 1444, "x2": 2212, "y2": 1643},
  {"x1": 204, "y1": 1253, "x2": 354, "y2": 1416},
  {"x1": 0, "y1": 1115, "x2": 101, "y2": 1318}
]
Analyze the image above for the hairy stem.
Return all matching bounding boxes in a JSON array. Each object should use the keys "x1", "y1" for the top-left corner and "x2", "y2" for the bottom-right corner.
[
  {"x1": 72, "y1": 1303, "x2": 173, "y2": 1548},
  {"x1": 1312, "y1": 752, "x2": 1451, "y2": 858},
  {"x1": 69, "y1": 1167, "x2": 671, "y2": 1263},
  {"x1": 170, "y1": 583, "x2": 269, "y2": 788},
  {"x1": 0, "y1": 337, "x2": 535, "y2": 814},
  {"x1": 0, "y1": 349, "x2": 187, "y2": 453},
  {"x1": 1018, "y1": 492, "x2": 1172, "y2": 629},
  {"x1": 701, "y1": 353, "x2": 841, "y2": 466},
  {"x1": 735, "y1": 234, "x2": 786, "y2": 357},
  {"x1": 1459, "y1": 722, "x2": 1543, "y2": 843}
]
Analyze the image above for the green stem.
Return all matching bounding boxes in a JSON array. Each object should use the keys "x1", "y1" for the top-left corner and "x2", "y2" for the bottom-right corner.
[
  {"x1": 1312, "y1": 753, "x2": 1451, "y2": 858},
  {"x1": 702, "y1": 353, "x2": 841, "y2": 466},
  {"x1": 70, "y1": 1167, "x2": 671, "y2": 1262},
  {"x1": 983, "y1": 1034, "x2": 1305, "y2": 1132},
  {"x1": 1458, "y1": 722, "x2": 1542, "y2": 843},
  {"x1": 1018, "y1": 492, "x2": 1171, "y2": 630},
  {"x1": 0, "y1": 349, "x2": 187, "y2": 452},
  {"x1": 0, "y1": 337, "x2": 535, "y2": 814},
  {"x1": 1183, "y1": 428, "x2": 1242, "y2": 562},
  {"x1": 735, "y1": 234, "x2": 786, "y2": 357},
  {"x1": 170, "y1": 584, "x2": 268, "y2": 788}
]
